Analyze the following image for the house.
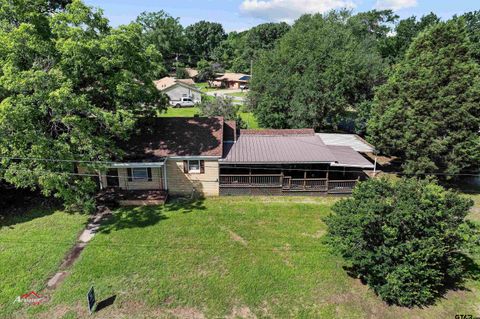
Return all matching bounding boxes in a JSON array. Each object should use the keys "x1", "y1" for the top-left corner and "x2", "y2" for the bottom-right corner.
[
  {"x1": 185, "y1": 68, "x2": 199, "y2": 80},
  {"x1": 219, "y1": 129, "x2": 375, "y2": 195},
  {"x1": 154, "y1": 77, "x2": 202, "y2": 104},
  {"x1": 93, "y1": 118, "x2": 376, "y2": 204},
  {"x1": 213, "y1": 73, "x2": 250, "y2": 89}
]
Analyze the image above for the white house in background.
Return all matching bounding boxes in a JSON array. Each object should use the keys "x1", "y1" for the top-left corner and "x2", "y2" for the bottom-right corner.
[{"x1": 154, "y1": 77, "x2": 202, "y2": 106}]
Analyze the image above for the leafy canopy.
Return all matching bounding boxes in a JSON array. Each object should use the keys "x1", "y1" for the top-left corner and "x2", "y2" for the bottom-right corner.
[
  {"x1": 249, "y1": 11, "x2": 386, "y2": 130},
  {"x1": 326, "y1": 178, "x2": 476, "y2": 306},
  {"x1": 198, "y1": 96, "x2": 245, "y2": 128},
  {"x1": 136, "y1": 10, "x2": 185, "y2": 72},
  {"x1": 0, "y1": 0, "x2": 167, "y2": 211},
  {"x1": 185, "y1": 21, "x2": 226, "y2": 62},
  {"x1": 367, "y1": 18, "x2": 480, "y2": 177}
]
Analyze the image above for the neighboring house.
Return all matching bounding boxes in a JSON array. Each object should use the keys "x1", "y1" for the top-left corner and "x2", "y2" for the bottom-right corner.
[
  {"x1": 154, "y1": 77, "x2": 202, "y2": 104},
  {"x1": 213, "y1": 73, "x2": 250, "y2": 89},
  {"x1": 93, "y1": 118, "x2": 376, "y2": 204},
  {"x1": 185, "y1": 68, "x2": 199, "y2": 80}
]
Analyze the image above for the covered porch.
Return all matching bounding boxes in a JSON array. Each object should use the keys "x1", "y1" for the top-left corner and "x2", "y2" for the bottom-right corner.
[{"x1": 219, "y1": 164, "x2": 365, "y2": 195}]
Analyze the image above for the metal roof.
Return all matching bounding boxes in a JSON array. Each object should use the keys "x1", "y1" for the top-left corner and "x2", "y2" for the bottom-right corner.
[
  {"x1": 316, "y1": 133, "x2": 375, "y2": 153},
  {"x1": 221, "y1": 134, "x2": 337, "y2": 164},
  {"x1": 221, "y1": 132, "x2": 375, "y2": 168},
  {"x1": 328, "y1": 146, "x2": 375, "y2": 168}
]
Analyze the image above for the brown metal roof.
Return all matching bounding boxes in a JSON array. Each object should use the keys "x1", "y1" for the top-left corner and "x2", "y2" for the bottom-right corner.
[
  {"x1": 221, "y1": 134, "x2": 337, "y2": 164},
  {"x1": 121, "y1": 117, "x2": 224, "y2": 161},
  {"x1": 240, "y1": 129, "x2": 315, "y2": 136},
  {"x1": 328, "y1": 145, "x2": 375, "y2": 168},
  {"x1": 221, "y1": 131, "x2": 375, "y2": 168}
]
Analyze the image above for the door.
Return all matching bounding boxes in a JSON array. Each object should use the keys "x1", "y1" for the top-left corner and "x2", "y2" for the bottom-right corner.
[{"x1": 106, "y1": 168, "x2": 120, "y2": 188}]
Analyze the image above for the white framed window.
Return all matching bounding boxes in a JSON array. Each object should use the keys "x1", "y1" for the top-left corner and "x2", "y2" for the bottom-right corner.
[
  {"x1": 188, "y1": 160, "x2": 201, "y2": 174},
  {"x1": 132, "y1": 168, "x2": 148, "y2": 180}
]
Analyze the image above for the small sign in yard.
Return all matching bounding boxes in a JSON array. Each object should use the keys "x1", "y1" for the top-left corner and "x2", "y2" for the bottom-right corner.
[{"x1": 87, "y1": 286, "x2": 96, "y2": 315}]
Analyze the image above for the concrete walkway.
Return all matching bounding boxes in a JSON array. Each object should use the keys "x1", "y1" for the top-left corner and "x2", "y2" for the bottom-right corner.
[{"x1": 46, "y1": 206, "x2": 111, "y2": 289}]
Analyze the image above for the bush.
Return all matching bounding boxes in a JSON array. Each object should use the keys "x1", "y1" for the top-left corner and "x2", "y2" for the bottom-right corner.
[
  {"x1": 198, "y1": 96, "x2": 245, "y2": 128},
  {"x1": 325, "y1": 178, "x2": 475, "y2": 307}
]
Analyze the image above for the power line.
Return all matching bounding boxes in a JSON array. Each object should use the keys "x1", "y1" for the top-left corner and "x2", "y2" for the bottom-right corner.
[{"x1": 1, "y1": 156, "x2": 479, "y2": 177}]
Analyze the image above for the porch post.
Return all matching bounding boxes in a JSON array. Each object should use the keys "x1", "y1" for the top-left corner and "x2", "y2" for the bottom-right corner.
[
  {"x1": 163, "y1": 159, "x2": 168, "y2": 191},
  {"x1": 303, "y1": 170, "x2": 307, "y2": 190},
  {"x1": 249, "y1": 168, "x2": 252, "y2": 186}
]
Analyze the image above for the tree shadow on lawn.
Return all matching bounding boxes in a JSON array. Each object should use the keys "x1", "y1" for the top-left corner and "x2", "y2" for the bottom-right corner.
[
  {"x1": 0, "y1": 205, "x2": 58, "y2": 229},
  {"x1": 342, "y1": 252, "x2": 480, "y2": 308},
  {"x1": 97, "y1": 198, "x2": 206, "y2": 234},
  {"x1": 164, "y1": 197, "x2": 206, "y2": 214}
]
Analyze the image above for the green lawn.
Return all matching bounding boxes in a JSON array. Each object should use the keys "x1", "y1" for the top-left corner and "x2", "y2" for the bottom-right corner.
[
  {"x1": 195, "y1": 82, "x2": 220, "y2": 93},
  {"x1": 225, "y1": 91, "x2": 248, "y2": 98},
  {"x1": 159, "y1": 107, "x2": 260, "y2": 129},
  {"x1": 0, "y1": 208, "x2": 87, "y2": 317},
  {"x1": 20, "y1": 196, "x2": 479, "y2": 319}
]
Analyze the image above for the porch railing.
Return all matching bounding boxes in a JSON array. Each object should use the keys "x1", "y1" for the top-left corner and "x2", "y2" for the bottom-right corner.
[
  {"x1": 327, "y1": 180, "x2": 358, "y2": 194},
  {"x1": 219, "y1": 174, "x2": 283, "y2": 187},
  {"x1": 220, "y1": 174, "x2": 358, "y2": 193}
]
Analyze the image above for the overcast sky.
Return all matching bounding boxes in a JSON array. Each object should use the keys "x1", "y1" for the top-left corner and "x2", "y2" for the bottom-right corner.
[{"x1": 84, "y1": 0, "x2": 480, "y2": 32}]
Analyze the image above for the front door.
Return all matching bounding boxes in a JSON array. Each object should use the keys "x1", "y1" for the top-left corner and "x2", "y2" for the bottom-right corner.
[{"x1": 106, "y1": 168, "x2": 120, "y2": 188}]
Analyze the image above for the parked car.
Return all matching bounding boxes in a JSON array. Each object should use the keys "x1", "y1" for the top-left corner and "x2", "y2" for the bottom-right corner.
[
  {"x1": 240, "y1": 84, "x2": 248, "y2": 90},
  {"x1": 170, "y1": 97, "x2": 196, "y2": 108}
]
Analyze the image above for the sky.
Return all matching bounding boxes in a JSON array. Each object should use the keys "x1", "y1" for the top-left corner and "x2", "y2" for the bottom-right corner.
[{"x1": 83, "y1": 0, "x2": 480, "y2": 32}]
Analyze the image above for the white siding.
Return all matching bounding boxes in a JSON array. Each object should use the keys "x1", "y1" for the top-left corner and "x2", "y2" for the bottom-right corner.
[{"x1": 164, "y1": 84, "x2": 202, "y2": 103}]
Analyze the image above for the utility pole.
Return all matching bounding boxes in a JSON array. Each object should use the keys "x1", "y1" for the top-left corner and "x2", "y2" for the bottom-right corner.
[{"x1": 250, "y1": 59, "x2": 253, "y2": 78}]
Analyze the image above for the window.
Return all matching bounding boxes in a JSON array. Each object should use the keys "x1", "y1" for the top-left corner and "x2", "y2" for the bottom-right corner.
[
  {"x1": 188, "y1": 160, "x2": 201, "y2": 173},
  {"x1": 132, "y1": 168, "x2": 148, "y2": 180}
]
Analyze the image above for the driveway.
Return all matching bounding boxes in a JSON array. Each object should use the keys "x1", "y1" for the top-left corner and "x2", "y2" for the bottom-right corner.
[{"x1": 206, "y1": 89, "x2": 248, "y2": 105}]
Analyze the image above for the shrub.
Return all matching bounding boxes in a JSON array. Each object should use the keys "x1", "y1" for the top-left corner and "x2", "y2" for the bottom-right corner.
[
  {"x1": 198, "y1": 96, "x2": 245, "y2": 128},
  {"x1": 325, "y1": 178, "x2": 475, "y2": 307}
]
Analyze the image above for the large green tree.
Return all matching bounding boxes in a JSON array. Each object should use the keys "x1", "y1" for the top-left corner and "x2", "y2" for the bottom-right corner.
[
  {"x1": 136, "y1": 10, "x2": 186, "y2": 72},
  {"x1": 367, "y1": 18, "x2": 480, "y2": 177},
  {"x1": 249, "y1": 11, "x2": 386, "y2": 129},
  {"x1": 384, "y1": 13, "x2": 439, "y2": 63},
  {"x1": 326, "y1": 178, "x2": 475, "y2": 306},
  {"x1": 0, "y1": 0, "x2": 167, "y2": 211},
  {"x1": 185, "y1": 21, "x2": 226, "y2": 62}
]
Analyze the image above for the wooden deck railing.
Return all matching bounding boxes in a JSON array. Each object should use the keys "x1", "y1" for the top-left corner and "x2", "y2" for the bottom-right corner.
[
  {"x1": 327, "y1": 180, "x2": 357, "y2": 194},
  {"x1": 219, "y1": 174, "x2": 283, "y2": 187},
  {"x1": 220, "y1": 174, "x2": 358, "y2": 193}
]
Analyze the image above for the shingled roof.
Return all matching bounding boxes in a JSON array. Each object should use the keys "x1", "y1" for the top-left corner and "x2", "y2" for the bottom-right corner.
[{"x1": 121, "y1": 117, "x2": 224, "y2": 161}]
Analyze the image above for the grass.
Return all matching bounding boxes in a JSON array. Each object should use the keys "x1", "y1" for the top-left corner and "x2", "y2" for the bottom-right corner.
[
  {"x1": 195, "y1": 82, "x2": 220, "y2": 93},
  {"x1": 225, "y1": 91, "x2": 247, "y2": 98},
  {"x1": 159, "y1": 107, "x2": 260, "y2": 129},
  {"x1": 159, "y1": 106, "x2": 200, "y2": 117},
  {"x1": 0, "y1": 208, "x2": 87, "y2": 317},
  {"x1": 21, "y1": 196, "x2": 480, "y2": 319}
]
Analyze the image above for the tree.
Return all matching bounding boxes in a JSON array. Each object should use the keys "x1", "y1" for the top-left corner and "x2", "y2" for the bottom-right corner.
[
  {"x1": 185, "y1": 21, "x2": 226, "y2": 62},
  {"x1": 367, "y1": 18, "x2": 480, "y2": 177},
  {"x1": 175, "y1": 67, "x2": 189, "y2": 79},
  {"x1": 326, "y1": 178, "x2": 475, "y2": 306},
  {"x1": 461, "y1": 11, "x2": 480, "y2": 62},
  {"x1": 136, "y1": 10, "x2": 186, "y2": 71},
  {"x1": 384, "y1": 13, "x2": 439, "y2": 62},
  {"x1": 249, "y1": 11, "x2": 386, "y2": 130},
  {"x1": 196, "y1": 59, "x2": 216, "y2": 83},
  {"x1": 0, "y1": 0, "x2": 167, "y2": 212},
  {"x1": 198, "y1": 96, "x2": 245, "y2": 128}
]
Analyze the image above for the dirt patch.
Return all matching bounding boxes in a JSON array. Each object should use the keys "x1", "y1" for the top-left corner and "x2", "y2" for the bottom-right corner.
[
  {"x1": 167, "y1": 307, "x2": 205, "y2": 319},
  {"x1": 223, "y1": 227, "x2": 248, "y2": 246},
  {"x1": 302, "y1": 229, "x2": 326, "y2": 239},
  {"x1": 226, "y1": 305, "x2": 257, "y2": 319}
]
